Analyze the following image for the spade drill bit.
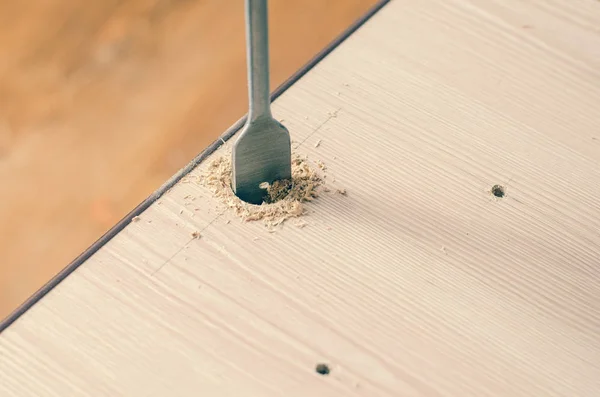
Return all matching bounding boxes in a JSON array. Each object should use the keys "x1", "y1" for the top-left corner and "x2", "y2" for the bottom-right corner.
[{"x1": 232, "y1": 0, "x2": 292, "y2": 205}]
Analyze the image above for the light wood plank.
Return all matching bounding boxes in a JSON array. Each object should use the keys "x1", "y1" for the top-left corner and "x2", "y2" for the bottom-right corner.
[
  {"x1": 2, "y1": 0, "x2": 600, "y2": 395},
  {"x1": 0, "y1": 0, "x2": 377, "y2": 318}
]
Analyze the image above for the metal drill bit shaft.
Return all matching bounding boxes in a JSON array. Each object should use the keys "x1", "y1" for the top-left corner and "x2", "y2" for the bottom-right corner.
[{"x1": 232, "y1": 0, "x2": 292, "y2": 205}]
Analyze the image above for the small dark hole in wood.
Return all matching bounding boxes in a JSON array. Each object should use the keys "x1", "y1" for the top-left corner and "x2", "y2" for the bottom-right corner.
[
  {"x1": 491, "y1": 184, "x2": 505, "y2": 198},
  {"x1": 315, "y1": 363, "x2": 330, "y2": 375}
]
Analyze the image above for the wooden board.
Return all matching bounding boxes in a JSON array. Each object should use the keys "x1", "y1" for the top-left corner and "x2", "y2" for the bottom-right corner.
[
  {"x1": 0, "y1": 0, "x2": 377, "y2": 319},
  {"x1": 2, "y1": 0, "x2": 600, "y2": 395}
]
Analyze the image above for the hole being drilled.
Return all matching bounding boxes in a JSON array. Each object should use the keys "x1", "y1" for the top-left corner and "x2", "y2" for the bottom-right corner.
[
  {"x1": 315, "y1": 363, "x2": 330, "y2": 375},
  {"x1": 201, "y1": 153, "x2": 325, "y2": 228},
  {"x1": 491, "y1": 184, "x2": 505, "y2": 198},
  {"x1": 260, "y1": 179, "x2": 293, "y2": 204}
]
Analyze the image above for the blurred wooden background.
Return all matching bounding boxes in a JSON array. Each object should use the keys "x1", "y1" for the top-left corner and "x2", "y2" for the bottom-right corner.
[{"x1": 0, "y1": 0, "x2": 376, "y2": 319}]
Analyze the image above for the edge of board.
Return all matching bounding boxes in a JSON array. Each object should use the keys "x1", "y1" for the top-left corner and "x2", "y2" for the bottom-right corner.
[{"x1": 0, "y1": 0, "x2": 391, "y2": 333}]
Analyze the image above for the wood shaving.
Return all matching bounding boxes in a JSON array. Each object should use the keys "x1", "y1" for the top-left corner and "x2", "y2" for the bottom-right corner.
[
  {"x1": 314, "y1": 139, "x2": 322, "y2": 148},
  {"x1": 295, "y1": 220, "x2": 308, "y2": 229},
  {"x1": 181, "y1": 175, "x2": 201, "y2": 184},
  {"x1": 200, "y1": 151, "x2": 324, "y2": 228},
  {"x1": 131, "y1": 216, "x2": 140, "y2": 222}
]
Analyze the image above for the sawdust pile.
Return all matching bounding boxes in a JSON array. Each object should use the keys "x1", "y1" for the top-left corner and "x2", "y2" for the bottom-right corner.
[{"x1": 201, "y1": 152, "x2": 324, "y2": 228}]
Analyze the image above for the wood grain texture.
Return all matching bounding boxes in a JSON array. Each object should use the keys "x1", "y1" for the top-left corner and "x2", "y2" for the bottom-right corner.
[
  {"x1": 2, "y1": 0, "x2": 600, "y2": 395},
  {"x1": 0, "y1": 0, "x2": 376, "y2": 319}
]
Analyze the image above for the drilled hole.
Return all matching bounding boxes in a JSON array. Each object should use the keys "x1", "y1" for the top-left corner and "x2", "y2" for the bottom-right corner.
[
  {"x1": 261, "y1": 179, "x2": 293, "y2": 204},
  {"x1": 315, "y1": 363, "x2": 330, "y2": 375},
  {"x1": 491, "y1": 184, "x2": 505, "y2": 198}
]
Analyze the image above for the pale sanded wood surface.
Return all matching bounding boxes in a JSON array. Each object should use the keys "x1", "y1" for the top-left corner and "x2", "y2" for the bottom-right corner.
[
  {"x1": 0, "y1": 0, "x2": 377, "y2": 319},
  {"x1": 2, "y1": 0, "x2": 600, "y2": 395}
]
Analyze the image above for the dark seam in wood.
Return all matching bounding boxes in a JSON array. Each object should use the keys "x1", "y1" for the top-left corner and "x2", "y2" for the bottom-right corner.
[{"x1": 0, "y1": 0, "x2": 391, "y2": 333}]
